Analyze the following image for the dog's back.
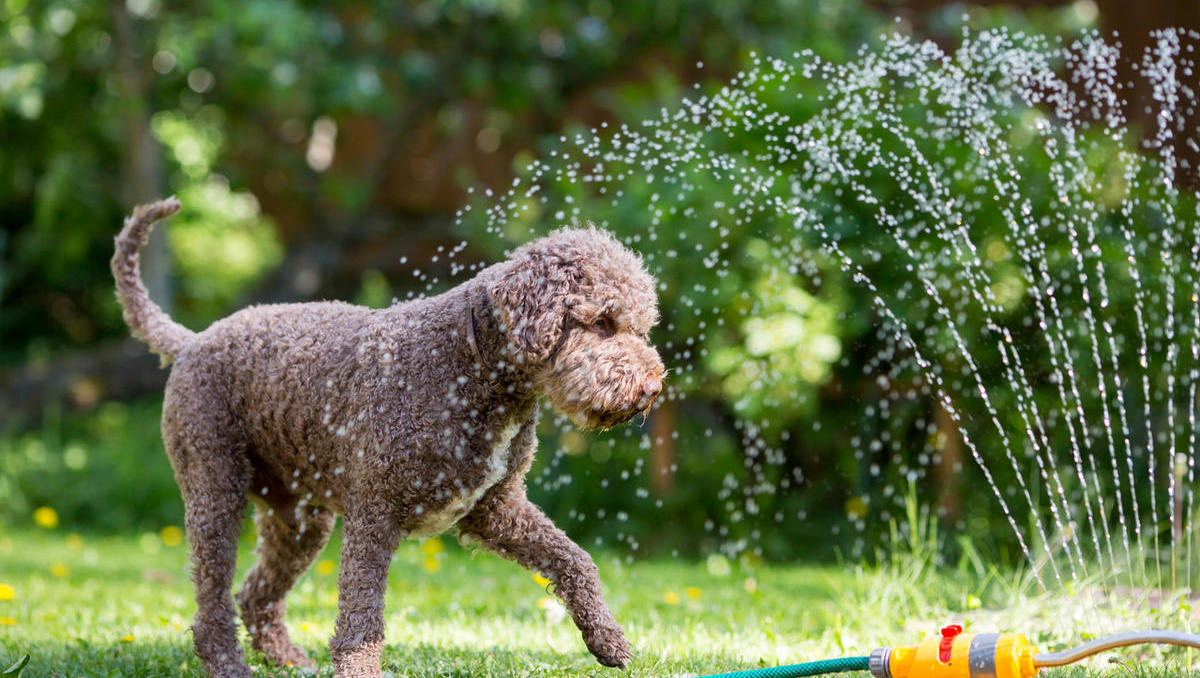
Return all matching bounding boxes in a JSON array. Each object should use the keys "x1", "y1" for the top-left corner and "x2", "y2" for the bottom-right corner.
[{"x1": 184, "y1": 302, "x2": 365, "y2": 431}]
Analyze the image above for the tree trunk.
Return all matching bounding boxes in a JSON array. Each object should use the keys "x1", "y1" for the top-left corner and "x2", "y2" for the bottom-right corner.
[
  {"x1": 112, "y1": 0, "x2": 170, "y2": 310},
  {"x1": 935, "y1": 399, "x2": 962, "y2": 525},
  {"x1": 650, "y1": 399, "x2": 677, "y2": 495}
]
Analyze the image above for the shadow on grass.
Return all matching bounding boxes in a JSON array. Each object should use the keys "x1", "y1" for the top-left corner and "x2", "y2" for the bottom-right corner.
[
  {"x1": 0, "y1": 637, "x2": 718, "y2": 677},
  {"x1": 0, "y1": 637, "x2": 200, "y2": 677}
]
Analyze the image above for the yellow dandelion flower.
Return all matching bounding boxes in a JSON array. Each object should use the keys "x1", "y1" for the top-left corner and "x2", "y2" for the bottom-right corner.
[
  {"x1": 422, "y1": 556, "x2": 441, "y2": 573},
  {"x1": 33, "y1": 506, "x2": 59, "y2": 529},
  {"x1": 0, "y1": 584, "x2": 14, "y2": 601},
  {"x1": 662, "y1": 591, "x2": 680, "y2": 605},
  {"x1": 0, "y1": 617, "x2": 15, "y2": 626},
  {"x1": 317, "y1": 559, "x2": 336, "y2": 576},
  {"x1": 966, "y1": 594, "x2": 982, "y2": 610},
  {"x1": 420, "y1": 538, "x2": 444, "y2": 556},
  {"x1": 684, "y1": 586, "x2": 702, "y2": 600},
  {"x1": 50, "y1": 563, "x2": 69, "y2": 578},
  {"x1": 300, "y1": 622, "x2": 314, "y2": 633},
  {"x1": 66, "y1": 533, "x2": 84, "y2": 550},
  {"x1": 160, "y1": 526, "x2": 184, "y2": 547},
  {"x1": 121, "y1": 635, "x2": 135, "y2": 643},
  {"x1": 532, "y1": 572, "x2": 550, "y2": 587}
]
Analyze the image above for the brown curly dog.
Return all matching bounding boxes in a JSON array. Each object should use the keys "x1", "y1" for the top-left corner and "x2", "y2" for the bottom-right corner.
[{"x1": 111, "y1": 198, "x2": 665, "y2": 678}]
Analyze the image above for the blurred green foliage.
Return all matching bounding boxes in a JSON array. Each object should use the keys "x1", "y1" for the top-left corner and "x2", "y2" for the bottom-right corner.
[
  {"x1": 0, "y1": 399, "x2": 181, "y2": 531},
  {"x1": 0, "y1": 0, "x2": 896, "y2": 360}
]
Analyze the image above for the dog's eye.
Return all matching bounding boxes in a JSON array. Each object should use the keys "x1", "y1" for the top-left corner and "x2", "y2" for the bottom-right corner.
[{"x1": 591, "y1": 316, "x2": 615, "y2": 337}]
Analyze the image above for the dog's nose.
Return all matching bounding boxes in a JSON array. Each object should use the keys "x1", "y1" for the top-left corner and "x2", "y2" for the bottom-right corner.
[{"x1": 643, "y1": 375, "x2": 662, "y2": 397}]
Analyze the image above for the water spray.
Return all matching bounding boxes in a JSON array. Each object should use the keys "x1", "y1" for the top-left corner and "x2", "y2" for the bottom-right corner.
[{"x1": 700, "y1": 627, "x2": 1200, "y2": 678}]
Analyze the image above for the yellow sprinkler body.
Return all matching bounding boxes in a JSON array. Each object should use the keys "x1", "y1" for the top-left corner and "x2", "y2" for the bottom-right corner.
[{"x1": 869, "y1": 625, "x2": 1038, "y2": 678}]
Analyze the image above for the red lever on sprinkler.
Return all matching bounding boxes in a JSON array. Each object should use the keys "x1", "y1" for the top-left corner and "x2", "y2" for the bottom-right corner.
[{"x1": 936, "y1": 625, "x2": 961, "y2": 664}]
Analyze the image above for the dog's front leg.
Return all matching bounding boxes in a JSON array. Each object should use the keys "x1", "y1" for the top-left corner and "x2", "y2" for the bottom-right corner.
[
  {"x1": 330, "y1": 512, "x2": 402, "y2": 678},
  {"x1": 459, "y1": 485, "x2": 634, "y2": 668}
]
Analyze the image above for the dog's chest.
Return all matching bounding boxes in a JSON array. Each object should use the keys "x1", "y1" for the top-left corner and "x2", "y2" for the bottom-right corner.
[{"x1": 408, "y1": 419, "x2": 522, "y2": 538}]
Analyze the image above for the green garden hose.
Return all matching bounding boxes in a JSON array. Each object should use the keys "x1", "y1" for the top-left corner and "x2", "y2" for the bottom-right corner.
[{"x1": 700, "y1": 655, "x2": 870, "y2": 678}]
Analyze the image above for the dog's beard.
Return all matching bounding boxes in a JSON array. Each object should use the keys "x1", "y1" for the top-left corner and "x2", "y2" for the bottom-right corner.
[
  {"x1": 578, "y1": 398, "x2": 654, "y2": 431},
  {"x1": 546, "y1": 361, "x2": 661, "y2": 431},
  {"x1": 552, "y1": 392, "x2": 645, "y2": 431},
  {"x1": 538, "y1": 330, "x2": 664, "y2": 431}
]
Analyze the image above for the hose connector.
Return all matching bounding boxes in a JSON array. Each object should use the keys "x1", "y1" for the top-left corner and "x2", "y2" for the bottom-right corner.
[{"x1": 868, "y1": 646, "x2": 892, "y2": 678}]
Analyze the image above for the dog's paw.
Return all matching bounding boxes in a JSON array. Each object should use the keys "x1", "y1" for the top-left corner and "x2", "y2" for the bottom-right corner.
[
  {"x1": 267, "y1": 642, "x2": 315, "y2": 670},
  {"x1": 331, "y1": 639, "x2": 385, "y2": 678},
  {"x1": 584, "y1": 625, "x2": 635, "y2": 669},
  {"x1": 246, "y1": 623, "x2": 315, "y2": 669},
  {"x1": 212, "y1": 666, "x2": 255, "y2": 678}
]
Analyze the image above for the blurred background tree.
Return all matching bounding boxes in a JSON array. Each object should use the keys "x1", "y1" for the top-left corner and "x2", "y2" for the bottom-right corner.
[{"x1": 2, "y1": 0, "x2": 1197, "y2": 564}]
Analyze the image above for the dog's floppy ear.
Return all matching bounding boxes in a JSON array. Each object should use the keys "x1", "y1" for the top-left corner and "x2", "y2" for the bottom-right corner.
[{"x1": 488, "y1": 252, "x2": 578, "y2": 364}]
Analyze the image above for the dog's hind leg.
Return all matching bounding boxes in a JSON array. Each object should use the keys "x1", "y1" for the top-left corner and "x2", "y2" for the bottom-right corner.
[
  {"x1": 237, "y1": 487, "x2": 334, "y2": 669},
  {"x1": 164, "y1": 400, "x2": 253, "y2": 678}
]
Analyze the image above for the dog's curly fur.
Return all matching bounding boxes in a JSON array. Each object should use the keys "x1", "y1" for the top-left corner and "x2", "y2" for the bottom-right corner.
[{"x1": 112, "y1": 198, "x2": 665, "y2": 678}]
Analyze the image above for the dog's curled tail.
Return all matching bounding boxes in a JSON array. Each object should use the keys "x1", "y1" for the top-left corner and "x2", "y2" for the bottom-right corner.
[{"x1": 111, "y1": 197, "x2": 194, "y2": 364}]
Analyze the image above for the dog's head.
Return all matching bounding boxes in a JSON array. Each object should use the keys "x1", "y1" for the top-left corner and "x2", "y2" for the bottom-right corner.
[{"x1": 488, "y1": 226, "x2": 665, "y2": 430}]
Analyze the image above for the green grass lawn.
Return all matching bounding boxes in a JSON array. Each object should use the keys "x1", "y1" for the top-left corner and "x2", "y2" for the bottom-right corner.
[{"x1": 1, "y1": 527, "x2": 1197, "y2": 677}]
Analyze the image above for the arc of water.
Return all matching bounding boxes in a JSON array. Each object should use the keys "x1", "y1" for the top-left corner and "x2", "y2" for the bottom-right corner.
[
  {"x1": 1111, "y1": 140, "x2": 1161, "y2": 585},
  {"x1": 1143, "y1": 32, "x2": 1185, "y2": 590},
  {"x1": 662, "y1": 34, "x2": 1091, "y2": 582},
  {"x1": 1181, "y1": 29, "x2": 1200, "y2": 597},
  {"x1": 790, "y1": 197, "x2": 1054, "y2": 589},
  {"x1": 750, "y1": 49, "x2": 1068, "y2": 578},
  {"x1": 1043, "y1": 43, "x2": 1138, "y2": 581},
  {"x1": 834, "y1": 31, "x2": 1109, "y2": 578},
  {"x1": 1190, "y1": 194, "x2": 1200, "y2": 594},
  {"x1": 1027, "y1": 82, "x2": 1132, "y2": 579},
  {"x1": 1058, "y1": 33, "x2": 1157, "y2": 589},
  {"x1": 851, "y1": 96, "x2": 1086, "y2": 576},
  {"x1": 861, "y1": 33, "x2": 1104, "y2": 576},
  {"x1": 969, "y1": 37, "x2": 1120, "y2": 579}
]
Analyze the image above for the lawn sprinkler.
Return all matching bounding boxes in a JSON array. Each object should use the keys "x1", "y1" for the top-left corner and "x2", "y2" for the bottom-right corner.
[{"x1": 699, "y1": 627, "x2": 1200, "y2": 678}]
